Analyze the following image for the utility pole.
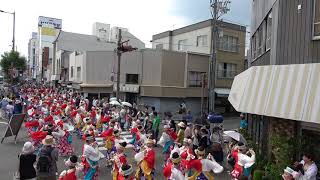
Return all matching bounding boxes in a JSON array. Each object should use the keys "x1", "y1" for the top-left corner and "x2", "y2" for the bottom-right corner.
[
  {"x1": 208, "y1": 0, "x2": 230, "y2": 113},
  {"x1": 116, "y1": 29, "x2": 122, "y2": 99},
  {"x1": 12, "y1": 11, "x2": 15, "y2": 52},
  {"x1": 0, "y1": 10, "x2": 15, "y2": 52},
  {"x1": 115, "y1": 29, "x2": 138, "y2": 99}
]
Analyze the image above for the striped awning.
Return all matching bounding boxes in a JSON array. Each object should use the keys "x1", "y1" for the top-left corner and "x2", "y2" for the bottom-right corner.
[{"x1": 228, "y1": 63, "x2": 320, "y2": 124}]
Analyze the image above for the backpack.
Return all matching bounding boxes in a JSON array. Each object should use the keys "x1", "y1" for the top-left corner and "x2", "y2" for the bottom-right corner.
[{"x1": 37, "y1": 147, "x2": 53, "y2": 173}]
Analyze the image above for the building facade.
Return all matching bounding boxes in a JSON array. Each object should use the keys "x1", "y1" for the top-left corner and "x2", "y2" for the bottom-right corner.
[
  {"x1": 37, "y1": 16, "x2": 62, "y2": 82},
  {"x1": 230, "y1": 0, "x2": 320, "y2": 164},
  {"x1": 152, "y1": 19, "x2": 246, "y2": 114},
  {"x1": 27, "y1": 32, "x2": 38, "y2": 79}
]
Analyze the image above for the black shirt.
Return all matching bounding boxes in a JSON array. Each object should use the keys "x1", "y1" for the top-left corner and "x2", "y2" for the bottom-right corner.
[{"x1": 19, "y1": 153, "x2": 37, "y2": 179}]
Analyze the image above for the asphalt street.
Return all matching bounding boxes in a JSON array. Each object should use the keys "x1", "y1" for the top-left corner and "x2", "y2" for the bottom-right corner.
[{"x1": 0, "y1": 117, "x2": 240, "y2": 180}]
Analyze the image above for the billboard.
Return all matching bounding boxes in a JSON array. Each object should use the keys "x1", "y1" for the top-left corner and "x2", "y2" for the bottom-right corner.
[{"x1": 38, "y1": 16, "x2": 62, "y2": 29}]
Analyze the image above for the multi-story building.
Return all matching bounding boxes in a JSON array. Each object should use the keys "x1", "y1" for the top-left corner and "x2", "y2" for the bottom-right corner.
[
  {"x1": 51, "y1": 22, "x2": 145, "y2": 87},
  {"x1": 27, "y1": 32, "x2": 38, "y2": 79},
  {"x1": 37, "y1": 16, "x2": 62, "y2": 82},
  {"x1": 228, "y1": 0, "x2": 320, "y2": 164},
  {"x1": 152, "y1": 19, "x2": 246, "y2": 113},
  {"x1": 67, "y1": 49, "x2": 210, "y2": 114}
]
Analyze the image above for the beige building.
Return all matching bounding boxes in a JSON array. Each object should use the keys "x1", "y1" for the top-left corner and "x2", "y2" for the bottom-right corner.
[
  {"x1": 152, "y1": 19, "x2": 247, "y2": 113},
  {"x1": 68, "y1": 49, "x2": 210, "y2": 114}
]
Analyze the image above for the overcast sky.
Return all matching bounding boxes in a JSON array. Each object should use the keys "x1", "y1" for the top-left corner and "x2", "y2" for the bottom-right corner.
[{"x1": 0, "y1": 0, "x2": 251, "y2": 57}]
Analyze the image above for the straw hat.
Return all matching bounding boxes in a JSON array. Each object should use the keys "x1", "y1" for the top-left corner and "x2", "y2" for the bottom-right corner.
[
  {"x1": 177, "y1": 122, "x2": 186, "y2": 128},
  {"x1": 195, "y1": 147, "x2": 205, "y2": 156},
  {"x1": 116, "y1": 141, "x2": 127, "y2": 150},
  {"x1": 120, "y1": 164, "x2": 133, "y2": 177},
  {"x1": 83, "y1": 117, "x2": 91, "y2": 124},
  {"x1": 171, "y1": 152, "x2": 181, "y2": 164},
  {"x1": 164, "y1": 125, "x2": 170, "y2": 130},
  {"x1": 42, "y1": 135, "x2": 55, "y2": 146},
  {"x1": 65, "y1": 155, "x2": 78, "y2": 167},
  {"x1": 183, "y1": 138, "x2": 193, "y2": 145},
  {"x1": 114, "y1": 129, "x2": 120, "y2": 136},
  {"x1": 22, "y1": 142, "x2": 34, "y2": 154},
  {"x1": 146, "y1": 138, "x2": 155, "y2": 145}
]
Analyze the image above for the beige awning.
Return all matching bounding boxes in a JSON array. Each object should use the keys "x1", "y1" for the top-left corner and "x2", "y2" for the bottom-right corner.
[
  {"x1": 80, "y1": 84, "x2": 113, "y2": 88},
  {"x1": 228, "y1": 63, "x2": 320, "y2": 124}
]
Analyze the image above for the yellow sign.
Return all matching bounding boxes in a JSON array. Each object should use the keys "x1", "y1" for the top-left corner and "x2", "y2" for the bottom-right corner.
[{"x1": 40, "y1": 27, "x2": 56, "y2": 36}]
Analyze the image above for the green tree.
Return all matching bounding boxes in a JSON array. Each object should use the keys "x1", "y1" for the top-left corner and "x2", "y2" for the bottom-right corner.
[{"x1": 0, "y1": 51, "x2": 26, "y2": 84}]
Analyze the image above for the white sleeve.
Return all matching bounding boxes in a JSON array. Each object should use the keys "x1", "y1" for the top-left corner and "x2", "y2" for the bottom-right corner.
[
  {"x1": 52, "y1": 128, "x2": 65, "y2": 138},
  {"x1": 303, "y1": 164, "x2": 318, "y2": 179},
  {"x1": 202, "y1": 159, "x2": 224, "y2": 174}
]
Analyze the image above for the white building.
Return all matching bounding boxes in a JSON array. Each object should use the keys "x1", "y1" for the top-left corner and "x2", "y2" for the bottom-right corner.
[
  {"x1": 92, "y1": 22, "x2": 110, "y2": 41},
  {"x1": 28, "y1": 32, "x2": 38, "y2": 79}
]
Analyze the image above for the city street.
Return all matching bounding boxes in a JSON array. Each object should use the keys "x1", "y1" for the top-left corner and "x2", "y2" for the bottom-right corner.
[{"x1": 0, "y1": 117, "x2": 240, "y2": 180}]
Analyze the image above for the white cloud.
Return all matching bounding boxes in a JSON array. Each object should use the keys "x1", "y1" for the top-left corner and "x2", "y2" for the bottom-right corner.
[{"x1": 0, "y1": 0, "x2": 188, "y2": 57}]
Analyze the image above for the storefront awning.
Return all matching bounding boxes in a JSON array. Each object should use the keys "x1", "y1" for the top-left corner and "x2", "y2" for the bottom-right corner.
[{"x1": 228, "y1": 63, "x2": 320, "y2": 124}]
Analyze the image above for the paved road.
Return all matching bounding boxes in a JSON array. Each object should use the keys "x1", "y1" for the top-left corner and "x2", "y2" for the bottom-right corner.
[{"x1": 0, "y1": 117, "x2": 240, "y2": 180}]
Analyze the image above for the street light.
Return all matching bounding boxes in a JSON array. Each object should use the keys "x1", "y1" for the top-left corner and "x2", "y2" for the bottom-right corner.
[{"x1": 0, "y1": 9, "x2": 15, "y2": 52}]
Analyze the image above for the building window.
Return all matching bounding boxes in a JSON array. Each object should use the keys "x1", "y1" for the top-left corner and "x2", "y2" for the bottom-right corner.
[
  {"x1": 218, "y1": 35, "x2": 239, "y2": 52},
  {"x1": 126, "y1": 74, "x2": 139, "y2": 84},
  {"x1": 189, "y1": 71, "x2": 205, "y2": 87},
  {"x1": 266, "y1": 11, "x2": 272, "y2": 50},
  {"x1": 70, "y1": 66, "x2": 74, "y2": 78},
  {"x1": 156, "y1": 44, "x2": 163, "y2": 49},
  {"x1": 217, "y1": 63, "x2": 237, "y2": 78},
  {"x1": 178, "y1": 39, "x2": 187, "y2": 51},
  {"x1": 77, "y1": 67, "x2": 81, "y2": 79},
  {"x1": 196, "y1": 35, "x2": 208, "y2": 47},
  {"x1": 314, "y1": 0, "x2": 320, "y2": 38}
]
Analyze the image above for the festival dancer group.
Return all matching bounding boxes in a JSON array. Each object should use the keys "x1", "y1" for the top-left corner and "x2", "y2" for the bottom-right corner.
[{"x1": 20, "y1": 84, "x2": 226, "y2": 180}]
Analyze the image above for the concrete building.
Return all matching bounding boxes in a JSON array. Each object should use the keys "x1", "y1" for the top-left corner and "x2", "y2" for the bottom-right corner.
[
  {"x1": 229, "y1": 0, "x2": 320, "y2": 165},
  {"x1": 52, "y1": 30, "x2": 117, "y2": 86},
  {"x1": 27, "y1": 32, "x2": 38, "y2": 79},
  {"x1": 68, "y1": 49, "x2": 210, "y2": 115},
  {"x1": 51, "y1": 23, "x2": 145, "y2": 87},
  {"x1": 152, "y1": 19, "x2": 246, "y2": 113}
]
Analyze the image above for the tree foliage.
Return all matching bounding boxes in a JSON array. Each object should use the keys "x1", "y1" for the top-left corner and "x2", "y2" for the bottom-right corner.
[{"x1": 0, "y1": 51, "x2": 27, "y2": 83}]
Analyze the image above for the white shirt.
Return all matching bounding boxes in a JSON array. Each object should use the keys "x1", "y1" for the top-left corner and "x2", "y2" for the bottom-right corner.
[
  {"x1": 83, "y1": 144, "x2": 100, "y2": 162},
  {"x1": 298, "y1": 161, "x2": 318, "y2": 180},
  {"x1": 6, "y1": 104, "x2": 14, "y2": 114},
  {"x1": 237, "y1": 153, "x2": 255, "y2": 168},
  {"x1": 201, "y1": 159, "x2": 224, "y2": 173}
]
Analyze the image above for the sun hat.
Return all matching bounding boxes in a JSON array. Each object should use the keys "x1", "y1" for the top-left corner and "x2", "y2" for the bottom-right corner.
[
  {"x1": 42, "y1": 135, "x2": 55, "y2": 146},
  {"x1": 22, "y1": 142, "x2": 34, "y2": 154}
]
